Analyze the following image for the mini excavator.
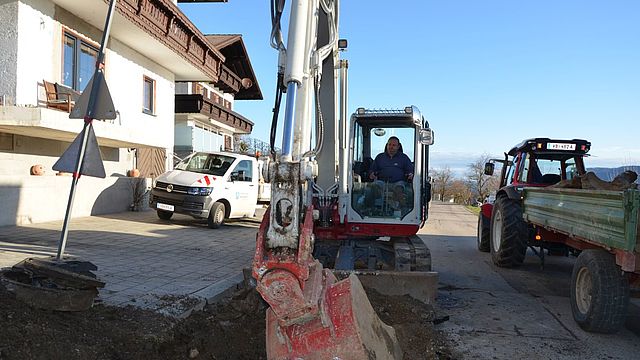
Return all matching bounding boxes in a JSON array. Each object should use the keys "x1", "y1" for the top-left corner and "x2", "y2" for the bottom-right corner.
[{"x1": 252, "y1": 1, "x2": 435, "y2": 358}]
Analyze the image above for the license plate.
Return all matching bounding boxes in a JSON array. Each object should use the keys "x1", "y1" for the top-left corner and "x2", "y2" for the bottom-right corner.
[
  {"x1": 157, "y1": 203, "x2": 174, "y2": 212},
  {"x1": 547, "y1": 142, "x2": 575, "y2": 151}
]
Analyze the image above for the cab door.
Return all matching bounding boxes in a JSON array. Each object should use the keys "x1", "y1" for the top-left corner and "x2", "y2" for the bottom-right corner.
[{"x1": 227, "y1": 160, "x2": 257, "y2": 216}]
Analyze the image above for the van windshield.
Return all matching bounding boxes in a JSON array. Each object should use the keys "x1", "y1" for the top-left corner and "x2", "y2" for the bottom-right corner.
[{"x1": 175, "y1": 152, "x2": 235, "y2": 176}]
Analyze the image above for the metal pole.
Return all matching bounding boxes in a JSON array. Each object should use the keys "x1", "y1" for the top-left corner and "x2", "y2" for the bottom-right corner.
[{"x1": 56, "y1": 0, "x2": 118, "y2": 260}]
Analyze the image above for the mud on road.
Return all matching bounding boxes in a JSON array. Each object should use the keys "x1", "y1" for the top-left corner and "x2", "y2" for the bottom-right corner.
[{"x1": 0, "y1": 282, "x2": 459, "y2": 360}]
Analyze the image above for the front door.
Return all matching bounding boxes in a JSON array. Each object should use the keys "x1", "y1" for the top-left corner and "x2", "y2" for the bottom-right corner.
[{"x1": 227, "y1": 160, "x2": 257, "y2": 217}]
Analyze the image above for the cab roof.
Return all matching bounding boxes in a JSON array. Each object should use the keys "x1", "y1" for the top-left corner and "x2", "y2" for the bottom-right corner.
[{"x1": 508, "y1": 138, "x2": 591, "y2": 157}]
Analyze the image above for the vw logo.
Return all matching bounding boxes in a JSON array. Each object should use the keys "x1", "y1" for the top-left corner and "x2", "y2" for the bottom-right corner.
[{"x1": 166, "y1": 184, "x2": 173, "y2": 193}]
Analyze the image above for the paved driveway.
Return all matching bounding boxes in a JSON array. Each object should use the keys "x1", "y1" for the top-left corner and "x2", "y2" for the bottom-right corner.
[{"x1": 0, "y1": 209, "x2": 265, "y2": 316}]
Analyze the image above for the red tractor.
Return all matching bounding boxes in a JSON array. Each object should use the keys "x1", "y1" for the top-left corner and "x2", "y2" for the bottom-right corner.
[{"x1": 477, "y1": 138, "x2": 591, "y2": 267}]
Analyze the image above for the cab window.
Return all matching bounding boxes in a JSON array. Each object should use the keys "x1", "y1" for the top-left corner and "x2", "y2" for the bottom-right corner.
[{"x1": 231, "y1": 160, "x2": 253, "y2": 182}]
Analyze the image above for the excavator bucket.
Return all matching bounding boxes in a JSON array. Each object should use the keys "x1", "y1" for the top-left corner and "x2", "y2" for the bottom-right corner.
[
  {"x1": 265, "y1": 272, "x2": 402, "y2": 360},
  {"x1": 254, "y1": 207, "x2": 404, "y2": 359}
]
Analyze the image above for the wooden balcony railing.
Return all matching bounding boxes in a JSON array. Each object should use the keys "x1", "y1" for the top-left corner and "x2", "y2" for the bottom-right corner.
[{"x1": 115, "y1": 0, "x2": 224, "y2": 82}]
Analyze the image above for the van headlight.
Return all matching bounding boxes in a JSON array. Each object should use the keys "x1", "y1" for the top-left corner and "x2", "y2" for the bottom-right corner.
[{"x1": 187, "y1": 187, "x2": 212, "y2": 196}]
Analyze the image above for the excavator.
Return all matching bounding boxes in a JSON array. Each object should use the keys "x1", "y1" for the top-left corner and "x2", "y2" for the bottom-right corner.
[{"x1": 252, "y1": 0, "x2": 435, "y2": 358}]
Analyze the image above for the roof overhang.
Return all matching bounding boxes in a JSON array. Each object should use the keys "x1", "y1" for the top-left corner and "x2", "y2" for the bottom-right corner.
[{"x1": 205, "y1": 35, "x2": 263, "y2": 100}]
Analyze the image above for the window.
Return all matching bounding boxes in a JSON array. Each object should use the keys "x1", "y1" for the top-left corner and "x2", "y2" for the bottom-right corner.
[
  {"x1": 232, "y1": 160, "x2": 253, "y2": 181},
  {"x1": 143, "y1": 76, "x2": 155, "y2": 115},
  {"x1": 62, "y1": 32, "x2": 98, "y2": 92},
  {"x1": 506, "y1": 156, "x2": 518, "y2": 184}
]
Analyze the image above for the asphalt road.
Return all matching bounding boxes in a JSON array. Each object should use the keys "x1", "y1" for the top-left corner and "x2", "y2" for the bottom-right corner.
[{"x1": 419, "y1": 202, "x2": 640, "y2": 360}]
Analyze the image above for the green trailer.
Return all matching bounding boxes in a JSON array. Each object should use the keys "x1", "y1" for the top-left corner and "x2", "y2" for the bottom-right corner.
[{"x1": 522, "y1": 187, "x2": 639, "y2": 333}]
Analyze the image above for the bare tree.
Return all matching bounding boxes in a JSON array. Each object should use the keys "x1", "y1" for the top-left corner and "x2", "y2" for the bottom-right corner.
[
  {"x1": 449, "y1": 179, "x2": 473, "y2": 204},
  {"x1": 431, "y1": 167, "x2": 454, "y2": 201},
  {"x1": 467, "y1": 153, "x2": 500, "y2": 202}
]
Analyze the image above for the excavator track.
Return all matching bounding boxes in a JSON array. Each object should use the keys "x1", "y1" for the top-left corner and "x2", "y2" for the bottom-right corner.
[
  {"x1": 313, "y1": 235, "x2": 437, "y2": 304},
  {"x1": 313, "y1": 235, "x2": 430, "y2": 272},
  {"x1": 394, "y1": 235, "x2": 431, "y2": 271}
]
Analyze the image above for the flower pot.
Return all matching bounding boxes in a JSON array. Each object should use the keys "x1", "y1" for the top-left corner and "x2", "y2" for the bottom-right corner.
[{"x1": 30, "y1": 164, "x2": 45, "y2": 176}]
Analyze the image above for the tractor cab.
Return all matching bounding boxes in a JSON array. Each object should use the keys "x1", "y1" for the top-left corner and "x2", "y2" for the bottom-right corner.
[
  {"x1": 485, "y1": 138, "x2": 591, "y2": 190},
  {"x1": 347, "y1": 107, "x2": 433, "y2": 228}
]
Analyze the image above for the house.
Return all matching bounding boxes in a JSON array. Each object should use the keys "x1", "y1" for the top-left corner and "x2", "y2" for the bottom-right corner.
[
  {"x1": 0, "y1": 0, "x2": 261, "y2": 226},
  {"x1": 172, "y1": 34, "x2": 262, "y2": 161}
]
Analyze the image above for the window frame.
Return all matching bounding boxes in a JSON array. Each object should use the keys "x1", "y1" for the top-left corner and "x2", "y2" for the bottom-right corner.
[
  {"x1": 142, "y1": 75, "x2": 156, "y2": 115},
  {"x1": 61, "y1": 29, "x2": 100, "y2": 92}
]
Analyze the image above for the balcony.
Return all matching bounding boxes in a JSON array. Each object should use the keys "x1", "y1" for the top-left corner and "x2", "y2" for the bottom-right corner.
[
  {"x1": 50, "y1": 0, "x2": 225, "y2": 82},
  {"x1": 175, "y1": 94, "x2": 253, "y2": 134},
  {"x1": 0, "y1": 106, "x2": 163, "y2": 149}
]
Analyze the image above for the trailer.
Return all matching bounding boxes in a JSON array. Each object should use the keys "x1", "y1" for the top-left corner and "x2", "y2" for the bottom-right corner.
[{"x1": 522, "y1": 187, "x2": 639, "y2": 333}]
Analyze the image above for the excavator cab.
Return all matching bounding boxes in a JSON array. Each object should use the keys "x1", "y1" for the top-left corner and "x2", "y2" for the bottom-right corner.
[{"x1": 349, "y1": 106, "x2": 433, "y2": 227}]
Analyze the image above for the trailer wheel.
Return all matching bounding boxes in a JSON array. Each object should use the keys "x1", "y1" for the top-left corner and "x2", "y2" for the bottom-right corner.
[
  {"x1": 477, "y1": 214, "x2": 490, "y2": 252},
  {"x1": 570, "y1": 250, "x2": 629, "y2": 333},
  {"x1": 207, "y1": 202, "x2": 226, "y2": 229},
  {"x1": 157, "y1": 210, "x2": 173, "y2": 220},
  {"x1": 490, "y1": 196, "x2": 527, "y2": 267}
]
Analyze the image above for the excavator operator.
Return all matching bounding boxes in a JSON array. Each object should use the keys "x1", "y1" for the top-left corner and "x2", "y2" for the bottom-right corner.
[{"x1": 369, "y1": 136, "x2": 414, "y2": 183}]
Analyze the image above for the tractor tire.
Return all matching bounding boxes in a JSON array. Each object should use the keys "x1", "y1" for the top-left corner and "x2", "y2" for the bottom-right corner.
[
  {"x1": 477, "y1": 214, "x2": 490, "y2": 252},
  {"x1": 207, "y1": 201, "x2": 226, "y2": 229},
  {"x1": 157, "y1": 210, "x2": 173, "y2": 220},
  {"x1": 570, "y1": 249, "x2": 629, "y2": 333},
  {"x1": 489, "y1": 195, "x2": 527, "y2": 267}
]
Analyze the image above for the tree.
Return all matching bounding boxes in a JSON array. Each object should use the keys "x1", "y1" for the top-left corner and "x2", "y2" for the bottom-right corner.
[
  {"x1": 238, "y1": 141, "x2": 250, "y2": 153},
  {"x1": 449, "y1": 179, "x2": 473, "y2": 205},
  {"x1": 430, "y1": 167, "x2": 454, "y2": 201},
  {"x1": 467, "y1": 153, "x2": 500, "y2": 202}
]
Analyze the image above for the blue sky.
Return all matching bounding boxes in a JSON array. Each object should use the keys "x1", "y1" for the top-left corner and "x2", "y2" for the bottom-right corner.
[{"x1": 180, "y1": 0, "x2": 640, "y2": 175}]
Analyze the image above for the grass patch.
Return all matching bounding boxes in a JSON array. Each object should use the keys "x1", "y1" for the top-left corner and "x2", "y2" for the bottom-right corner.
[{"x1": 465, "y1": 205, "x2": 480, "y2": 215}]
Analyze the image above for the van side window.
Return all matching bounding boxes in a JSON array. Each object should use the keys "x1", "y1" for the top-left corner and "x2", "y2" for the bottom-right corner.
[{"x1": 233, "y1": 160, "x2": 253, "y2": 182}]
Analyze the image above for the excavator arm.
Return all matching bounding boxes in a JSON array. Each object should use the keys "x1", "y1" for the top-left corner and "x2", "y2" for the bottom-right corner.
[{"x1": 252, "y1": 0, "x2": 402, "y2": 358}]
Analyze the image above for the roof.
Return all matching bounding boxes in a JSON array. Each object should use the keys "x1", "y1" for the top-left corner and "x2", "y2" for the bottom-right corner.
[
  {"x1": 205, "y1": 34, "x2": 263, "y2": 100},
  {"x1": 508, "y1": 138, "x2": 591, "y2": 157}
]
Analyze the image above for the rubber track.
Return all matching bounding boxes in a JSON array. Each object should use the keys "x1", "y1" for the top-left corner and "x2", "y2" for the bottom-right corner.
[{"x1": 394, "y1": 235, "x2": 431, "y2": 272}]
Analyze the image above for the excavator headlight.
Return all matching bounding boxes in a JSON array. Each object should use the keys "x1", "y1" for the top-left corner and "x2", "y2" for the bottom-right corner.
[
  {"x1": 404, "y1": 106, "x2": 412, "y2": 114},
  {"x1": 357, "y1": 107, "x2": 365, "y2": 115}
]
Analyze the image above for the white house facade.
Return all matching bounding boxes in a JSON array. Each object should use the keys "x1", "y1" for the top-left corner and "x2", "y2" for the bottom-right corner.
[{"x1": 0, "y1": 0, "x2": 260, "y2": 226}]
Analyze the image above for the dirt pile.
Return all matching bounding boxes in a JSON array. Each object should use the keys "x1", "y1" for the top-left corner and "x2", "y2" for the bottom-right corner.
[{"x1": 0, "y1": 282, "x2": 458, "y2": 359}]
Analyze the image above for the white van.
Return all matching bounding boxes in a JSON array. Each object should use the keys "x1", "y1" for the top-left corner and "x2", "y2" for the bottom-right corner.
[{"x1": 149, "y1": 151, "x2": 270, "y2": 228}]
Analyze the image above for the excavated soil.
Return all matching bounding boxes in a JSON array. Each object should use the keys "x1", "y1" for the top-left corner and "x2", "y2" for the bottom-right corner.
[{"x1": 0, "y1": 282, "x2": 459, "y2": 359}]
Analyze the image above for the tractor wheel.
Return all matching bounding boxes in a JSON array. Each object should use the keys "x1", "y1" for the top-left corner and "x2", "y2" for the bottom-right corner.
[
  {"x1": 207, "y1": 201, "x2": 226, "y2": 229},
  {"x1": 570, "y1": 250, "x2": 629, "y2": 333},
  {"x1": 157, "y1": 210, "x2": 173, "y2": 220},
  {"x1": 489, "y1": 195, "x2": 527, "y2": 267},
  {"x1": 477, "y1": 214, "x2": 490, "y2": 252}
]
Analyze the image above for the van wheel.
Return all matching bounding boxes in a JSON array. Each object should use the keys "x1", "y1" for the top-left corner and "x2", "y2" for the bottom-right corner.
[
  {"x1": 157, "y1": 210, "x2": 173, "y2": 220},
  {"x1": 207, "y1": 202, "x2": 226, "y2": 229},
  {"x1": 570, "y1": 250, "x2": 629, "y2": 333}
]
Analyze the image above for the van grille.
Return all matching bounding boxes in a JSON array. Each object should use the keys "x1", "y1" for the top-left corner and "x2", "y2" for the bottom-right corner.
[{"x1": 155, "y1": 181, "x2": 189, "y2": 194}]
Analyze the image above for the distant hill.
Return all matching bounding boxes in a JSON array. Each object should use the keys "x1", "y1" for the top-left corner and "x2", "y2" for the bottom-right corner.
[{"x1": 587, "y1": 166, "x2": 640, "y2": 181}]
